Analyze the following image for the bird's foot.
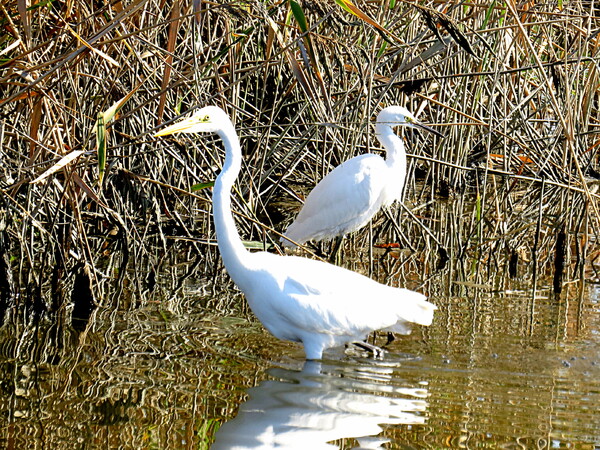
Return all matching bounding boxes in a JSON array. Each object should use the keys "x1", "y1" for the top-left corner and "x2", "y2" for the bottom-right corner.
[{"x1": 351, "y1": 341, "x2": 386, "y2": 359}]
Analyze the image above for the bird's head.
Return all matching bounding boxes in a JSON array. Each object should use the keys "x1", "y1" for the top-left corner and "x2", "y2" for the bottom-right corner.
[
  {"x1": 377, "y1": 106, "x2": 444, "y2": 138},
  {"x1": 154, "y1": 105, "x2": 231, "y2": 137}
]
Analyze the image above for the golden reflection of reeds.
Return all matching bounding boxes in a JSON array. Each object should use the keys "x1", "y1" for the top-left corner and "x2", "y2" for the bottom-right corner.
[
  {"x1": 0, "y1": 297, "x2": 281, "y2": 448},
  {"x1": 0, "y1": 274, "x2": 596, "y2": 448}
]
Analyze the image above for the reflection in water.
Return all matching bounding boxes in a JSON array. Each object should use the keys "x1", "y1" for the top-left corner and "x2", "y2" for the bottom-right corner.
[
  {"x1": 0, "y1": 283, "x2": 599, "y2": 448},
  {"x1": 212, "y1": 361, "x2": 429, "y2": 449}
]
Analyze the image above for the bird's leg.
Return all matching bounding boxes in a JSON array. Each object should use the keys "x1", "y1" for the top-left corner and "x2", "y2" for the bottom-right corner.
[
  {"x1": 330, "y1": 235, "x2": 344, "y2": 265},
  {"x1": 351, "y1": 341, "x2": 386, "y2": 358},
  {"x1": 365, "y1": 330, "x2": 393, "y2": 347},
  {"x1": 384, "y1": 332, "x2": 396, "y2": 346}
]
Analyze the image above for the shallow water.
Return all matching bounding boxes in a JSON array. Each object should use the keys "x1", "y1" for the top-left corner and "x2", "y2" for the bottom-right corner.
[{"x1": 0, "y1": 281, "x2": 599, "y2": 448}]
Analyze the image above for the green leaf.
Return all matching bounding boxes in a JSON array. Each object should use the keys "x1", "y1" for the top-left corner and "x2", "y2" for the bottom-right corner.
[
  {"x1": 242, "y1": 240, "x2": 274, "y2": 250},
  {"x1": 191, "y1": 181, "x2": 215, "y2": 191},
  {"x1": 93, "y1": 70, "x2": 152, "y2": 130},
  {"x1": 289, "y1": 1, "x2": 317, "y2": 66},
  {"x1": 290, "y1": 0, "x2": 308, "y2": 33},
  {"x1": 482, "y1": 1, "x2": 496, "y2": 28},
  {"x1": 334, "y1": 0, "x2": 353, "y2": 15},
  {"x1": 97, "y1": 113, "x2": 106, "y2": 185},
  {"x1": 101, "y1": 91, "x2": 134, "y2": 123},
  {"x1": 376, "y1": 40, "x2": 388, "y2": 58}
]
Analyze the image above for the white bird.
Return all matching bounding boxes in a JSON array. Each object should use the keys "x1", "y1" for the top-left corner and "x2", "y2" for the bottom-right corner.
[
  {"x1": 155, "y1": 106, "x2": 436, "y2": 360},
  {"x1": 280, "y1": 106, "x2": 443, "y2": 258}
]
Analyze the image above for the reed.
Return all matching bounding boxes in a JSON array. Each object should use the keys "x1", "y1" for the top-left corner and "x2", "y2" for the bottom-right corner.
[{"x1": 0, "y1": 1, "x2": 598, "y2": 318}]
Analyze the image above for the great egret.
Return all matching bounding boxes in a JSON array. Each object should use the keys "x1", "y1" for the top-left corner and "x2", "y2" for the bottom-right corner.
[
  {"x1": 155, "y1": 106, "x2": 436, "y2": 360},
  {"x1": 280, "y1": 106, "x2": 443, "y2": 259}
]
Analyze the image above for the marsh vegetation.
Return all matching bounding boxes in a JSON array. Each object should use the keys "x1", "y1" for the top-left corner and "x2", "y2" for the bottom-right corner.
[{"x1": 2, "y1": 1, "x2": 599, "y2": 314}]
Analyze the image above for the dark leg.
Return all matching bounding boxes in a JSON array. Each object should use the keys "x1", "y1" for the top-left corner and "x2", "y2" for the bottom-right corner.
[
  {"x1": 384, "y1": 332, "x2": 396, "y2": 346},
  {"x1": 330, "y1": 235, "x2": 344, "y2": 265}
]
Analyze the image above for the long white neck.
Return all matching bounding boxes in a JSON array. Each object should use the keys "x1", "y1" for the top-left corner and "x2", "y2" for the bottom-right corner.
[
  {"x1": 376, "y1": 123, "x2": 407, "y2": 201},
  {"x1": 376, "y1": 123, "x2": 406, "y2": 170},
  {"x1": 213, "y1": 125, "x2": 251, "y2": 277}
]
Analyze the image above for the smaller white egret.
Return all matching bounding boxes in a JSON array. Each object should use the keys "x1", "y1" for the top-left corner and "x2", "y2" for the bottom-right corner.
[
  {"x1": 155, "y1": 106, "x2": 436, "y2": 360},
  {"x1": 280, "y1": 106, "x2": 443, "y2": 258}
]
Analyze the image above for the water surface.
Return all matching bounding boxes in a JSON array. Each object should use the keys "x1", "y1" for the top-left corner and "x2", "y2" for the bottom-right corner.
[{"x1": 0, "y1": 282, "x2": 599, "y2": 448}]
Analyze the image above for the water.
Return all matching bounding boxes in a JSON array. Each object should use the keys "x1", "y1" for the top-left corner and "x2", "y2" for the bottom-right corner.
[{"x1": 0, "y1": 282, "x2": 599, "y2": 448}]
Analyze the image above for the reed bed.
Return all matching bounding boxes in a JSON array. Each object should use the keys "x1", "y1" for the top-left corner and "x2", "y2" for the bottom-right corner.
[{"x1": 1, "y1": 0, "x2": 599, "y2": 320}]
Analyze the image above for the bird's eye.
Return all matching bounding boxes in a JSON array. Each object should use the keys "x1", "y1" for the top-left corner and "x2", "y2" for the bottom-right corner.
[{"x1": 201, "y1": 115, "x2": 210, "y2": 122}]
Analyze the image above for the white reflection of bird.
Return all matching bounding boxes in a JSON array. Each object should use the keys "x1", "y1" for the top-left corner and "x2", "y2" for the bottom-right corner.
[
  {"x1": 281, "y1": 106, "x2": 443, "y2": 259},
  {"x1": 212, "y1": 361, "x2": 429, "y2": 449},
  {"x1": 155, "y1": 106, "x2": 436, "y2": 360}
]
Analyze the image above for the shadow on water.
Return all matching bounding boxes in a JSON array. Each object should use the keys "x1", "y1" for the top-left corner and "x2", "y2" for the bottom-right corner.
[{"x1": 70, "y1": 265, "x2": 96, "y2": 332}]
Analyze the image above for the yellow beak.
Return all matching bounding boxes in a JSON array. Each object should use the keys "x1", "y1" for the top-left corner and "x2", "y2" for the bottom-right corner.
[{"x1": 154, "y1": 116, "x2": 200, "y2": 137}]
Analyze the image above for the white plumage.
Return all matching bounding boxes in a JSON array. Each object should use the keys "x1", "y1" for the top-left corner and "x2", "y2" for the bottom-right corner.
[
  {"x1": 155, "y1": 106, "x2": 436, "y2": 360},
  {"x1": 281, "y1": 106, "x2": 443, "y2": 249}
]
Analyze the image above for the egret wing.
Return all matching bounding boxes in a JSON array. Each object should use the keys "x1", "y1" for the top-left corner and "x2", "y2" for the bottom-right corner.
[
  {"x1": 270, "y1": 255, "x2": 427, "y2": 337},
  {"x1": 285, "y1": 155, "x2": 388, "y2": 242}
]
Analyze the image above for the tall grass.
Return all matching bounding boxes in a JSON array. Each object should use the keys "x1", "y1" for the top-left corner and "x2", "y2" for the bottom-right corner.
[{"x1": 0, "y1": 0, "x2": 599, "y2": 318}]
